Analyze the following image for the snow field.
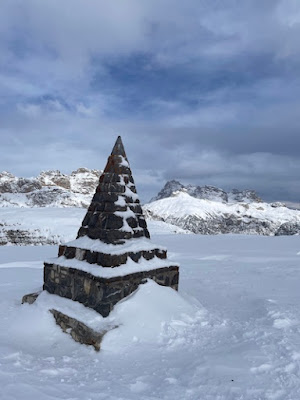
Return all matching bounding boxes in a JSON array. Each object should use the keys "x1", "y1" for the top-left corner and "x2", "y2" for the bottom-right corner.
[
  {"x1": 0, "y1": 207, "x2": 189, "y2": 245},
  {"x1": 1, "y1": 234, "x2": 300, "y2": 399}
]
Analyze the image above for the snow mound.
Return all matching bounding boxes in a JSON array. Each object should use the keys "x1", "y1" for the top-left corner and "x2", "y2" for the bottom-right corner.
[
  {"x1": 102, "y1": 280, "x2": 206, "y2": 351},
  {"x1": 17, "y1": 281, "x2": 206, "y2": 353}
]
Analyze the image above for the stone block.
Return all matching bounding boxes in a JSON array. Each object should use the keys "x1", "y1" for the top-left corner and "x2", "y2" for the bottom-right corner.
[
  {"x1": 93, "y1": 192, "x2": 119, "y2": 203},
  {"x1": 97, "y1": 252, "x2": 127, "y2": 267},
  {"x1": 85, "y1": 250, "x2": 98, "y2": 264},
  {"x1": 132, "y1": 229, "x2": 145, "y2": 239},
  {"x1": 75, "y1": 248, "x2": 86, "y2": 261},
  {"x1": 127, "y1": 217, "x2": 138, "y2": 229},
  {"x1": 128, "y1": 251, "x2": 142, "y2": 262},
  {"x1": 138, "y1": 216, "x2": 147, "y2": 229},
  {"x1": 129, "y1": 204, "x2": 143, "y2": 214},
  {"x1": 104, "y1": 202, "x2": 126, "y2": 213},
  {"x1": 58, "y1": 245, "x2": 66, "y2": 257},
  {"x1": 50, "y1": 309, "x2": 114, "y2": 351},
  {"x1": 64, "y1": 246, "x2": 76, "y2": 259},
  {"x1": 142, "y1": 250, "x2": 155, "y2": 260},
  {"x1": 22, "y1": 291, "x2": 41, "y2": 305},
  {"x1": 104, "y1": 214, "x2": 124, "y2": 230},
  {"x1": 82, "y1": 212, "x2": 92, "y2": 227},
  {"x1": 155, "y1": 249, "x2": 167, "y2": 259}
]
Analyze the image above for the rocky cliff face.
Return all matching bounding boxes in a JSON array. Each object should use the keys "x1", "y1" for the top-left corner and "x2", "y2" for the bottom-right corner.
[
  {"x1": 0, "y1": 168, "x2": 101, "y2": 208},
  {"x1": 151, "y1": 180, "x2": 262, "y2": 204}
]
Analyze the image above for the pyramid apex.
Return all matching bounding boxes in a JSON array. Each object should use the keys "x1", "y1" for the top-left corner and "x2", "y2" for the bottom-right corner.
[{"x1": 111, "y1": 136, "x2": 126, "y2": 157}]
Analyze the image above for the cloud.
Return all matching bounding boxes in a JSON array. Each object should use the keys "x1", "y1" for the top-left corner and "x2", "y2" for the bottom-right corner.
[{"x1": 0, "y1": 0, "x2": 300, "y2": 202}]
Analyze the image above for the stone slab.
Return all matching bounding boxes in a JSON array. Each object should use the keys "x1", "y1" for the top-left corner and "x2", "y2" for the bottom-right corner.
[
  {"x1": 58, "y1": 244, "x2": 167, "y2": 267},
  {"x1": 50, "y1": 309, "x2": 113, "y2": 351},
  {"x1": 22, "y1": 291, "x2": 41, "y2": 304}
]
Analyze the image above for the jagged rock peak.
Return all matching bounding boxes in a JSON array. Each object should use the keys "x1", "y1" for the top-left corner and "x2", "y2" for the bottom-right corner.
[
  {"x1": 77, "y1": 136, "x2": 150, "y2": 244},
  {"x1": 228, "y1": 189, "x2": 262, "y2": 203},
  {"x1": 151, "y1": 180, "x2": 184, "y2": 202},
  {"x1": 151, "y1": 180, "x2": 262, "y2": 204}
]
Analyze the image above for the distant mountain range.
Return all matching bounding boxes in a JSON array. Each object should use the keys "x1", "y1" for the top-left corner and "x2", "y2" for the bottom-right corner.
[
  {"x1": 0, "y1": 171, "x2": 299, "y2": 242},
  {"x1": 145, "y1": 180, "x2": 300, "y2": 236},
  {"x1": 150, "y1": 180, "x2": 263, "y2": 204},
  {"x1": 0, "y1": 168, "x2": 101, "y2": 208}
]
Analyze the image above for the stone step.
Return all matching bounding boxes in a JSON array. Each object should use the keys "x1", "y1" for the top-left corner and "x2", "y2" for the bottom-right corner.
[{"x1": 58, "y1": 245, "x2": 167, "y2": 267}]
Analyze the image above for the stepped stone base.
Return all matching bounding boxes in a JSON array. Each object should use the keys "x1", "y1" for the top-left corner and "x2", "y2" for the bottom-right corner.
[
  {"x1": 44, "y1": 263, "x2": 179, "y2": 317},
  {"x1": 58, "y1": 244, "x2": 167, "y2": 266}
]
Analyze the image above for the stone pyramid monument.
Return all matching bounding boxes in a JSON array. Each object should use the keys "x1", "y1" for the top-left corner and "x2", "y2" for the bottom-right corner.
[{"x1": 43, "y1": 136, "x2": 179, "y2": 318}]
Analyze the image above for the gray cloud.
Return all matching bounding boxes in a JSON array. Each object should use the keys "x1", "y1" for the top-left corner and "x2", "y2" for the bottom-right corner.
[{"x1": 0, "y1": 0, "x2": 300, "y2": 203}]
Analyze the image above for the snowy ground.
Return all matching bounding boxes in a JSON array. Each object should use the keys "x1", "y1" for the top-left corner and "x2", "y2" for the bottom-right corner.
[
  {"x1": 0, "y1": 207, "x2": 189, "y2": 245},
  {"x1": 1, "y1": 233, "x2": 300, "y2": 400}
]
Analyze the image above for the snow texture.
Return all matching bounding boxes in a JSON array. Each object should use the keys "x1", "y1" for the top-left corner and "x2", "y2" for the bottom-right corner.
[
  {"x1": 1, "y1": 234, "x2": 300, "y2": 399},
  {"x1": 66, "y1": 236, "x2": 166, "y2": 254},
  {"x1": 52, "y1": 255, "x2": 178, "y2": 278}
]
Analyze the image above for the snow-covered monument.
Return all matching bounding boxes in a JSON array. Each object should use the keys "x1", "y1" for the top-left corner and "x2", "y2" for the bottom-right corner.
[{"x1": 24, "y1": 136, "x2": 179, "y2": 349}]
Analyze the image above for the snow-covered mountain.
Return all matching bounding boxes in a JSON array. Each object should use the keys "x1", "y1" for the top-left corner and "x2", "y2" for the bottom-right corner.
[
  {"x1": 1, "y1": 173, "x2": 299, "y2": 242},
  {"x1": 145, "y1": 182, "x2": 300, "y2": 236},
  {"x1": 0, "y1": 168, "x2": 101, "y2": 208},
  {"x1": 151, "y1": 180, "x2": 262, "y2": 203}
]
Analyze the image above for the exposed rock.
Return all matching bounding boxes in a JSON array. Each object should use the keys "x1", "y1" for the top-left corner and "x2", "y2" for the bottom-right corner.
[
  {"x1": 0, "y1": 168, "x2": 102, "y2": 208},
  {"x1": 144, "y1": 191, "x2": 300, "y2": 236},
  {"x1": 228, "y1": 189, "x2": 262, "y2": 203},
  {"x1": 186, "y1": 185, "x2": 228, "y2": 203},
  {"x1": 38, "y1": 170, "x2": 71, "y2": 189},
  {"x1": 151, "y1": 180, "x2": 262, "y2": 204},
  {"x1": 0, "y1": 174, "x2": 42, "y2": 193},
  {"x1": 50, "y1": 309, "x2": 110, "y2": 351},
  {"x1": 0, "y1": 225, "x2": 59, "y2": 246},
  {"x1": 151, "y1": 180, "x2": 184, "y2": 202},
  {"x1": 275, "y1": 222, "x2": 300, "y2": 236},
  {"x1": 22, "y1": 291, "x2": 41, "y2": 304},
  {"x1": 271, "y1": 202, "x2": 286, "y2": 208}
]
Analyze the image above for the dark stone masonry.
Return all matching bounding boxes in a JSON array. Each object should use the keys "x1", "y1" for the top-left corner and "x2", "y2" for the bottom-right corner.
[
  {"x1": 44, "y1": 263, "x2": 179, "y2": 317},
  {"x1": 23, "y1": 136, "x2": 179, "y2": 349},
  {"x1": 43, "y1": 136, "x2": 179, "y2": 314}
]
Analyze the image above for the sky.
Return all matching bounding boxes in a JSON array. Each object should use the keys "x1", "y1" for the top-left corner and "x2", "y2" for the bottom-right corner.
[{"x1": 1, "y1": 0, "x2": 300, "y2": 203}]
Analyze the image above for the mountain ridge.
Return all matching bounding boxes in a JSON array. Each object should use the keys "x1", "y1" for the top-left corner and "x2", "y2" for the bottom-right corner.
[
  {"x1": 0, "y1": 173, "x2": 299, "y2": 242},
  {"x1": 145, "y1": 181, "x2": 300, "y2": 236},
  {"x1": 151, "y1": 179, "x2": 263, "y2": 204},
  {"x1": 0, "y1": 168, "x2": 101, "y2": 208}
]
